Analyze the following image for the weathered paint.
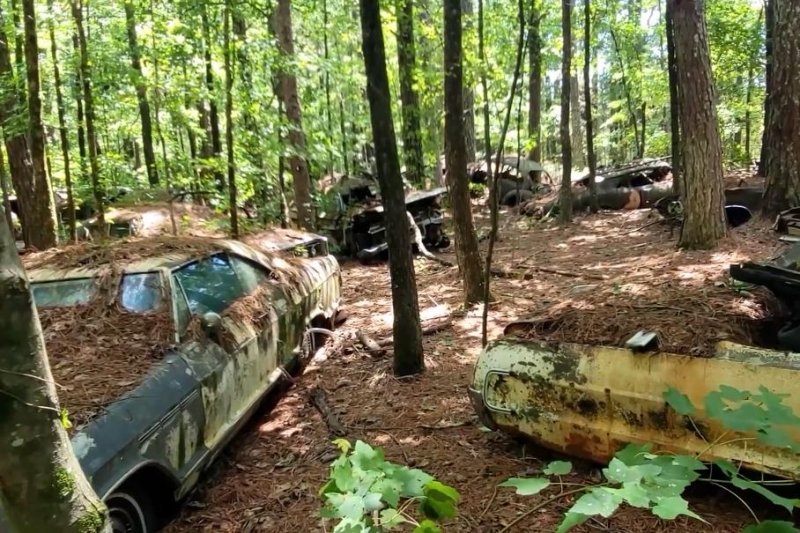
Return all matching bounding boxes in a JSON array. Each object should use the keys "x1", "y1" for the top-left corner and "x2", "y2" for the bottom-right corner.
[{"x1": 471, "y1": 338, "x2": 800, "y2": 480}]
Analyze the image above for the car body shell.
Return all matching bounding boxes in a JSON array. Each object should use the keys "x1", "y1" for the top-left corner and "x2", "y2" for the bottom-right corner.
[{"x1": 29, "y1": 232, "x2": 341, "y2": 502}]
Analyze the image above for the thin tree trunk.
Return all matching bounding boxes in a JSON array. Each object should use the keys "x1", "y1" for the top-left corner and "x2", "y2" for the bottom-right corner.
[
  {"x1": 71, "y1": 33, "x2": 87, "y2": 179},
  {"x1": 271, "y1": 0, "x2": 313, "y2": 229},
  {"x1": 322, "y1": 0, "x2": 334, "y2": 173},
  {"x1": 72, "y1": 0, "x2": 104, "y2": 230},
  {"x1": 609, "y1": 27, "x2": 642, "y2": 159},
  {"x1": 462, "y1": 0, "x2": 476, "y2": 163},
  {"x1": 21, "y1": 0, "x2": 57, "y2": 249},
  {"x1": 759, "y1": 0, "x2": 774, "y2": 177},
  {"x1": 124, "y1": 1, "x2": 158, "y2": 187},
  {"x1": 359, "y1": 0, "x2": 424, "y2": 377},
  {"x1": 10, "y1": 0, "x2": 26, "y2": 115},
  {"x1": 396, "y1": 0, "x2": 425, "y2": 183},
  {"x1": 527, "y1": 1, "x2": 542, "y2": 174},
  {"x1": 202, "y1": 6, "x2": 225, "y2": 192},
  {"x1": 0, "y1": 210, "x2": 110, "y2": 531},
  {"x1": 666, "y1": 2, "x2": 681, "y2": 196},
  {"x1": 761, "y1": 0, "x2": 800, "y2": 216},
  {"x1": 570, "y1": 74, "x2": 584, "y2": 168},
  {"x1": 478, "y1": 0, "x2": 492, "y2": 183},
  {"x1": 584, "y1": 0, "x2": 598, "y2": 213},
  {"x1": 338, "y1": 96, "x2": 350, "y2": 176},
  {"x1": 0, "y1": 144, "x2": 13, "y2": 233},
  {"x1": 670, "y1": 0, "x2": 726, "y2": 249},
  {"x1": 223, "y1": 0, "x2": 238, "y2": 237},
  {"x1": 559, "y1": 0, "x2": 573, "y2": 225},
  {"x1": 48, "y1": 0, "x2": 76, "y2": 242},
  {"x1": 445, "y1": 0, "x2": 485, "y2": 305}
]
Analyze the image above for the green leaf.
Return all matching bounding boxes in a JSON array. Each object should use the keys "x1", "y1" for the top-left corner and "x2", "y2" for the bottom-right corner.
[
  {"x1": 333, "y1": 459, "x2": 357, "y2": 492},
  {"x1": 743, "y1": 521, "x2": 800, "y2": 533},
  {"x1": 392, "y1": 467, "x2": 433, "y2": 498},
  {"x1": 543, "y1": 460, "x2": 573, "y2": 476},
  {"x1": 556, "y1": 512, "x2": 590, "y2": 533},
  {"x1": 371, "y1": 477, "x2": 403, "y2": 508},
  {"x1": 603, "y1": 458, "x2": 661, "y2": 484},
  {"x1": 351, "y1": 440, "x2": 385, "y2": 471},
  {"x1": 319, "y1": 478, "x2": 339, "y2": 497},
  {"x1": 718, "y1": 384, "x2": 749, "y2": 402},
  {"x1": 614, "y1": 442, "x2": 653, "y2": 466},
  {"x1": 670, "y1": 455, "x2": 707, "y2": 472},
  {"x1": 664, "y1": 387, "x2": 696, "y2": 416},
  {"x1": 413, "y1": 519, "x2": 442, "y2": 533},
  {"x1": 730, "y1": 476, "x2": 800, "y2": 513},
  {"x1": 424, "y1": 480, "x2": 461, "y2": 504},
  {"x1": 363, "y1": 492, "x2": 384, "y2": 512},
  {"x1": 60, "y1": 408, "x2": 72, "y2": 430},
  {"x1": 605, "y1": 482, "x2": 651, "y2": 508},
  {"x1": 332, "y1": 518, "x2": 370, "y2": 533},
  {"x1": 333, "y1": 438, "x2": 351, "y2": 454},
  {"x1": 420, "y1": 481, "x2": 460, "y2": 520},
  {"x1": 326, "y1": 493, "x2": 366, "y2": 520},
  {"x1": 570, "y1": 488, "x2": 622, "y2": 518},
  {"x1": 379, "y1": 508, "x2": 408, "y2": 529},
  {"x1": 651, "y1": 496, "x2": 703, "y2": 521},
  {"x1": 498, "y1": 477, "x2": 551, "y2": 496}
]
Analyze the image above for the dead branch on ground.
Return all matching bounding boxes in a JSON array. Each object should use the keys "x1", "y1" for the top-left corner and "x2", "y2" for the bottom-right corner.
[{"x1": 309, "y1": 386, "x2": 346, "y2": 437}]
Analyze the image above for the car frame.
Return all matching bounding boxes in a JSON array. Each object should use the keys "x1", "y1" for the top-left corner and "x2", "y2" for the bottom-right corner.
[{"x1": 29, "y1": 231, "x2": 341, "y2": 533}]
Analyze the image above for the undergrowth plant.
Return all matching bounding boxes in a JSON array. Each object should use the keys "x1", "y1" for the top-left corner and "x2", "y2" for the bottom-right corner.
[
  {"x1": 500, "y1": 385, "x2": 800, "y2": 532},
  {"x1": 319, "y1": 439, "x2": 460, "y2": 532}
]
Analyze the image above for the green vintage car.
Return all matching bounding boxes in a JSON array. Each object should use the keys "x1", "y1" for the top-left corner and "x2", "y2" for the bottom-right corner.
[{"x1": 26, "y1": 229, "x2": 341, "y2": 533}]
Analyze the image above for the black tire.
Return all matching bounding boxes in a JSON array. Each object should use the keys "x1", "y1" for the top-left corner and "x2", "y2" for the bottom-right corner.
[{"x1": 107, "y1": 484, "x2": 158, "y2": 533}]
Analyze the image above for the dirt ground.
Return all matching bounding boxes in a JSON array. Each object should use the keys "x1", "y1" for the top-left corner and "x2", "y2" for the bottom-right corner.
[{"x1": 169, "y1": 209, "x2": 787, "y2": 532}]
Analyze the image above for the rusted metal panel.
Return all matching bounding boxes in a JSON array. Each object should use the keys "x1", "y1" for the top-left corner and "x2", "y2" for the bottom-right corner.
[{"x1": 471, "y1": 338, "x2": 800, "y2": 480}]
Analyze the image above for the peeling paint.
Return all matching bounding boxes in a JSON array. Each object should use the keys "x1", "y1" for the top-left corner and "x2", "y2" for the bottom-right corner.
[{"x1": 72, "y1": 433, "x2": 96, "y2": 460}]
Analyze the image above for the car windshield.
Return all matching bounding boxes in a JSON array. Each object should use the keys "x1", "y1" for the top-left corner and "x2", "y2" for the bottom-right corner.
[{"x1": 32, "y1": 272, "x2": 164, "y2": 313}]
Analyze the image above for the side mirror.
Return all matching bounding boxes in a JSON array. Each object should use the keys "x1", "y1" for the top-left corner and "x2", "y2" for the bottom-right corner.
[{"x1": 200, "y1": 311, "x2": 222, "y2": 339}]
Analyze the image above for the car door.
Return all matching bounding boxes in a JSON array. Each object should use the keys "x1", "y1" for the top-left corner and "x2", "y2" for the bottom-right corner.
[{"x1": 172, "y1": 253, "x2": 262, "y2": 450}]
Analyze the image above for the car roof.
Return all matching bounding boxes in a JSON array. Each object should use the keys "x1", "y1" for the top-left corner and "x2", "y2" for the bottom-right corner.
[{"x1": 24, "y1": 228, "x2": 327, "y2": 283}]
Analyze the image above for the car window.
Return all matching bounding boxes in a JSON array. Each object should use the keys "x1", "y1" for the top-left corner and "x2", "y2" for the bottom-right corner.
[
  {"x1": 120, "y1": 273, "x2": 164, "y2": 313},
  {"x1": 229, "y1": 256, "x2": 270, "y2": 293},
  {"x1": 173, "y1": 254, "x2": 245, "y2": 314},
  {"x1": 32, "y1": 278, "x2": 97, "y2": 308}
]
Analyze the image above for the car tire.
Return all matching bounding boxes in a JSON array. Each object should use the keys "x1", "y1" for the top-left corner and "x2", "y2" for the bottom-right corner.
[{"x1": 107, "y1": 484, "x2": 158, "y2": 533}]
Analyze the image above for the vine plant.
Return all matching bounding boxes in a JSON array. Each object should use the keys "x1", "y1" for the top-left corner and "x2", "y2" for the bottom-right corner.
[{"x1": 500, "y1": 385, "x2": 800, "y2": 532}]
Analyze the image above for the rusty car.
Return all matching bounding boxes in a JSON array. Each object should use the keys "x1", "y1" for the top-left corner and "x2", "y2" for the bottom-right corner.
[{"x1": 26, "y1": 229, "x2": 341, "y2": 533}]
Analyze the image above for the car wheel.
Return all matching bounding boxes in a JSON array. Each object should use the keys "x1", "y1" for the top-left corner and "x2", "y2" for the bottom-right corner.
[{"x1": 107, "y1": 485, "x2": 157, "y2": 533}]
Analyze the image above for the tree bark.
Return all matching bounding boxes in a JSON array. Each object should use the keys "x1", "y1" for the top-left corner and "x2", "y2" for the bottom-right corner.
[
  {"x1": 527, "y1": 2, "x2": 542, "y2": 165},
  {"x1": 359, "y1": 0, "x2": 424, "y2": 377},
  {"x1": 478, "y1": 0, "x2": 492, "y2": 185},
  {"x1": 10, "y1": 0, "x2": 26, "y2": 115},
  {"x1": 462, "y1": 0, "x2": 476, "y2": 163},
  {"x1": 47, "y1": 0, "x2": 75, "y2": 242},
  {"x1": 0, "y1": 211, "x2": 110, "y2": 531},
  {"x1": 223, "y1": 0, "x2": 238, "y2": 237},
  {"x1": 558, "y1": 0, "x2": 573, "y2": 225},
  {"x1": 445, "y1": 0, "x2": 485, "y2": 305},
  {"x1": 584, "y1": 0, "x2": 598, "y2": 213},
  {"x1": 396, "y1": 0, "x2": 425, "y2": 184},
  {"x1": 670, "y1": 0, "x2": 726, "y2": 249},
  {"x1": 0, "y1": 144, "x2": 13, "y2": 234},
  {"x1": 761, "y1": 0, "x2": 800, "y2": 216},
  {"x1": 666, "y1": 0, "x2": 681, "y2": 197},
  {"x1": 71, "y1": 33, "x2": 87, "y2": 180},
  {"x1": 759, "y1": 0, "x2": 774, "y2": 178},
  {"x1": 124, "y1": 1, "x2": 158, "y2": 187},
  {"x1": 272, "y1": 0, "x2": 313, "y2": 229},
  {"x1": 72, "y1": 0, "x2": 104, "y2": 230},
  {"x1": 570, "y1": 74, "x2": 584, "y2": 169},
  {"x1": 201, "y1": 6, "x2": 225, "y2": 192}
]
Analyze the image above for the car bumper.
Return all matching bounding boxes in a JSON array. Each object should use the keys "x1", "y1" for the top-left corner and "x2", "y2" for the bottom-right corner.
[{"x1": 467, "y1": 386, "x2": 497, "y2": 430}]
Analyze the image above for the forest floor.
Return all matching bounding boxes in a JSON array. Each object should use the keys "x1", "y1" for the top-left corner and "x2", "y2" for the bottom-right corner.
[{"x1": 169, "y1": 208, "x2": 786, "y2": 533}]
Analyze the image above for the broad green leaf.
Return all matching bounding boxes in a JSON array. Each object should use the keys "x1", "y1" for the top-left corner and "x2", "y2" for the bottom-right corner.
[
  {"x1": 371, "y1": 477, "x2": 403, "y2": 507},
  {"x1": 424, "y1": 480, "x2": 461, "y2": 504},
  {"x1": 651, "y1": 496, "x2": 703, "y2": 521},
  {"x1": 420, "y1": 482, "x2": 459, "y2": 520},
  {"x1": 498, "y1": 477, "x2": 551, "y2": 496},
  {"x1": 333, "y1": 438, "x2": 351, "y2": 454},
  {"x1": 352, "y1": 440, "x2": 385, "y2": 471},
  {"x1": 319, "y1": 478, "x2": 339, "y2": 497},
  {"x1": 663, "y1": 387, "x2": 696, "y2": 416},
  {"x1": 363, "y1": 492, "x2": 384, "y2": 512},
  {"x1": 543, "y1": 460, "x2": 573, "y2": 476},
  {"x1": 730, "y1": 476, "x2": 800, "y2": 513},
  {"x1": 718, "y1": 384, "x2": 749, "y2": 402},
  {"x1": 392, "y1": 467, "x2": 433, "y2": 497},
  {"x1": 603, "y1": 458, "x2": 661, "y2": 484},
  {"x1": 413, "y1": 519, "x2": 442, "y2": 533},
  {"x1": 326, "y1": 493, "x2": 366, "y2": 520},
  {"x1": 605, "y1": 482, "x2": 651, "y2": 508},
  {"x1": 570, "y1": 488, "x2": 622, "y2": 518},
  {"x1": 556, "y1": 512, "x2": 590, "y2": 533},
  {"x1": 714, "y1": 459, "x2": 737, "y2": 477},
  {"x1": 743, "y1": 521, "x2": 800, "y2": 533},
  {"x1": 332, "y1": 517, "x2": 370, "y2": 533},
  {"x1": 333, "y1": 460, "x2": 357, "y2": 492},
  {"x1": 670, "y1": 455, "x2": 707, "y2": 472},
  {"x1": 614, "y1": 442, "x2": 653, "y2": 466},
  {"x1": 379, "y1": 508, "x2": 408, "y2": 529}
]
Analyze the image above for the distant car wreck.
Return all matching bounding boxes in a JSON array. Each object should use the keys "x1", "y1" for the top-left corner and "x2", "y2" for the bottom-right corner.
[{"x1": 317, "y1": 173, "x2": 449, "y2": 260}]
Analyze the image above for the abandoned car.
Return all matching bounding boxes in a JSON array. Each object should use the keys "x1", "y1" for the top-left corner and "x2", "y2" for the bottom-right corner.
[
  {"x1": 316, "y1": 174, "x2": 449, "y2": 259},
  {"x1": 26, "y1": 230, "x2": 341, "y2": 533}
]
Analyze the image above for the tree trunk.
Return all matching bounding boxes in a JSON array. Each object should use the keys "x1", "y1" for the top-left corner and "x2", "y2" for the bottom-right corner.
[
  {"x1": 666, "y1": 1, "x2": 681, "y2": 196},
  {"x1": 558, "y1": 0, "x2": 573, "y2": 225},
  {"x1": 223, "y1": 0, "x2": 238, "y2": 237},
  {"x1": 10, "y1": 0, "x2": 26, "y2": 115},
  {"x1": 124, "y1": 1, "x2": 158, "y2": 187},
  {"x1": 48, "y1": 0, "x2": 76, "y2": 242},
  {"x1": 0, "y1": 145, "x2": 13, "y2": 233},
  {"x1": 570, "y1": 74, "x2": 584, "y2": 169},
  {"x1": 271, "y1": 0, "x2": 313, "y2": 229},
  {"x1": 71, "y1": 33, "x2": 87, "y2": 179},
  {"x1": 528, "y1": 2, "x2": 542, "y2": 172},
  {"x1": 72, "y1": 0, "x2": 104, "y2": 230},
  {"x1": 462, "y1": 0, "x2": 476, "y2": 163},
  {"x1": 22, "y1": 0, "x2": 58, "y2": 249},
  {"x1": 445, "y1": 0, "x2": 485, "y2": 305},
  {"x1": 584, "y1": 0, "x2": 598, "y2": 213},
  {"x1": 670, "y1": 0, "x2": 726, "y2": 249},
  {"x1": 0, "y1": 211, "x2": 110, "y2": 531},
  {"x1": 761, "y1": 0, "x2": 800, "y2": 216},
  {"x1": 759, "y1": 0, "x2": 774, "y2": 178},
  {"x1": 396, "y1": 0, "x2": 425, "y2": 183},
  {"x1": 201, "y1": 7, "x2": 225, "y2": 192},
  {"x1": 478, "y1": 0, "x2": 492, "y2": 185},
  {"x1": 359, "y1": 0, "x2": 424, "y2": 377}
]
